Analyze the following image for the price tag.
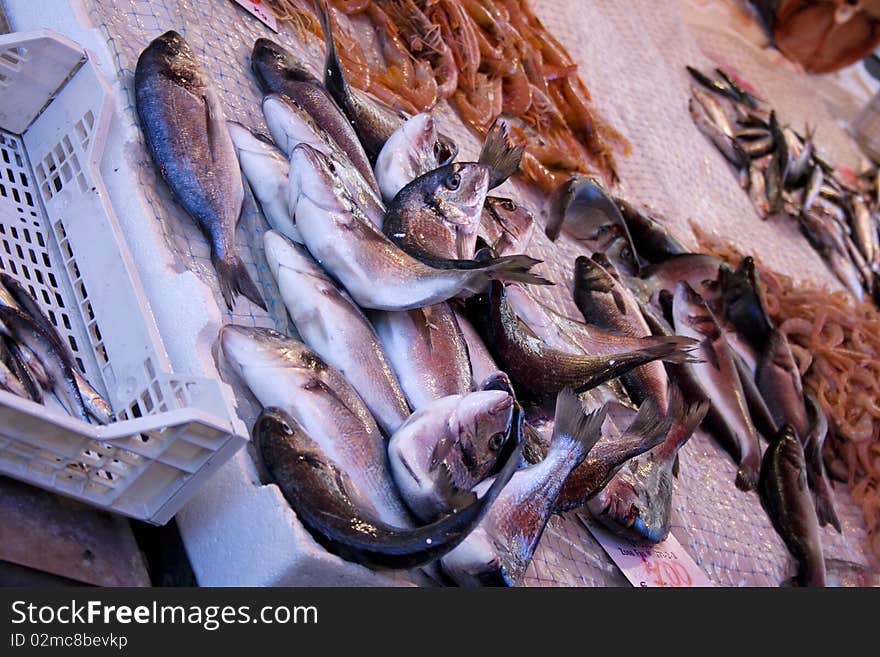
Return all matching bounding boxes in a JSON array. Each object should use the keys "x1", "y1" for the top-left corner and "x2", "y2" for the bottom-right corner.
[
  {"x1": 579, "y1": 514, "x2": 713, "y2": 587},
  {"x1": 231, "y1": 0, "x2": 279, "y2": 33}
]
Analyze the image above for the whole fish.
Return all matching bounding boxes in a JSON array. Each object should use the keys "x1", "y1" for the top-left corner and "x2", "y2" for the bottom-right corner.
[
  {"x1": 383, "y1": 162, "x2": 489, "y2": 261},
  {"x1": 759, "y1": 425, "x2": 826, "y2": 587},
  {"x1": 691, "y1": 86, "x2": 735, "y2": 138},
  {"x1": 475, "y1": 280, "x2": 695, "y2": 399},
  {"x1": 227, "y1": 121, "x2": 300, "y2": 244},
  {"x1": 639, "y1": 254, "x2": 729, "y2": 306},
  {"x1": 134, "y1": 31, "x2": 264, "y2": 311},
  {"x1": 801, "y1": 164, "x2": 823, "y2": 213},
  {"x1": 288, "y1": 144, "x2": 550, "y2": 311},
  {"x1": 263, "y1": 231, "x2": 409, "y2": 435},
  {"x1": 0, "y1": 341, "x2": 28, "y2": 398},
  {"x1": 0, "y1": 306, "x2": 88, "y2": 422},
  {"x1": 803, "y1": 393, "x2": 841, "y2": 533},
  {"x1": 441, "y1": 389, "x2": 606, "y2": 586},
  {"x1": 256, "y1": 404, "x2": 522, "y2": 570},
  {"x1": 453, "y1": 307, "x2": 499, "y2": 385},
  {"x1": 686, "y1": 66, "x2": 739, "y2": 105},
  {"x1": 479, "y1": 196, "x2": 535, "y2": 257},
  {"x1": 717, "y1": 256, "x2": 775, "y2": 352},
  {"x1": 250, "y1": 37, "x2": 376, "y2": 190},
  {"x1": 755, "y1": 329, "x2": 808, "y2": 438},
  {"x1": 749, "y1": 163, "x2": 770, "y2": 216},
  {"x1": 714, "y1": 67, "x2": 761, "y2": 109},
  {"x1": 371, "y1": 302, "x2": 472, "y2": 411},
  {"x1": 261, "y1": 93, "x2": 384, "y2": 226},
  {"x1": 2, "y1": 336, "x2": 42, "y2": 402},
  {"x1": 587, "y1": 391, "x2": 709, "y2": 541},
  {"x1": 220, "y1": 325, "x2": 410, "y2": 526},
  {"x1": 742, "y1": 135, "x2": 774, "y2": 158},
  {"x1": 671, "y1": 282, "x2": 762, "y2": 491},
  {"x1": 388, "y1": 390, "x2": 514, "y2": 520},
  {"x1": 785, "y1": 126, "x2": 813, "y2": 186},
  {"x1": 689, "y1": 98, "x2": 746, "y2": 168},
  {"x1": 614, "y1": 198, "x2": 688, "y2": 263},
  {"x1": 850, "y1": 194, "x2": 878, "y2": 265}
]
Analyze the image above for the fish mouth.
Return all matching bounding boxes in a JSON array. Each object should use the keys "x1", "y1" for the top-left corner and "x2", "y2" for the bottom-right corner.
[
  {"x1": 288, "y1": 144, "x2": 340, "y2": 211},
  {"x1": 434, "y1": 134, "x2": 458, "y2": 166}
]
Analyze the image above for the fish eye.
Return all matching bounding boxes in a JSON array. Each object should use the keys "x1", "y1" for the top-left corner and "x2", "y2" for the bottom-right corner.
[
  {"x1": 487, "y1": 433, "x2": 505, "y2": 451},
  {"x1": 327, "y1": 161, "x2": 336, "y2": 174},
  {"x1": 445, "y1": 172, "x2": 461, "y2": 191},
  {"x1": 502, "y1": 199, "x2": 517, "y2": 211}
]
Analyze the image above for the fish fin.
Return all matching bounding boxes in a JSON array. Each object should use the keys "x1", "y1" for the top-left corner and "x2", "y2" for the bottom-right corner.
[
  {"x1": 735, "y1": 452, "x2": 760, "y2": 492},
  {"x1": 700, "y1": 337, "x2": 721, "y2": 370},
  {"x1": 483, "y1": 254, "x2": 554, "y2": 286},
  {"x1": 624, "y1": 397, "x2": 672, "y2": 449},
  {"x1": 435, "y1": 461, "x2": 477, "y2": 511},
  {"x1": 550, "y1": 388, "x2": 607, "y2": 463},
  {"x1": 639, "y1": 335, "x2": 701, "y2": 364},
  {"x1": 478, "y1": 118, "x2": 524, "y2": 188},
  {"x1": 212, "y1": 254, "x2": 267, "y2": 311},
  {"x1": 429, "y1": 436, "x2": 454, "y2": 471},
  {"x1": 813, "y1": 484, "x2": 842, "y2": 533},
  {"x1": 313, "y1": 0, "x2": 348, "y2": 100},
  {"x1": 663, "y1": 385, "x2": 709, "y2": 455}
]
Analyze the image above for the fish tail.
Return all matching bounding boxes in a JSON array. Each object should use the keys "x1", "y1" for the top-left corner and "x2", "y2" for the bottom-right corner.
[
  {"x1": 478, "y1": 118, "x2": 524, "y2": 188},
  {"x1": 601, "y1": 398, "x2": 671, "y2": 468},
  {"x1": 550, "y1": 388, "x2": 607, "y2": 465},
  {"x1": 813, "y1": 484, "x2": 842, "y2": 534},
  {"x1": 213, "y1": 254, "x2": 267, "y2": 311},
  {"x1": 484, "y1": 254, "x2": 554, "y2": 286},
  {"x1": 637, "y1": 335, "x2": 701, "y2": 364},
  {"x1": 662, "y1": 385, "x2": 709, "y2": 452},
  {"x1": 804, "y1": 436, "x2": 842, "y2": 533},
  {"x1": 313, "y1": 0, "x2": 347, "y2": 99},
  {"x1": 735, "y1": 444, "x2": 761, "y2": 492}
]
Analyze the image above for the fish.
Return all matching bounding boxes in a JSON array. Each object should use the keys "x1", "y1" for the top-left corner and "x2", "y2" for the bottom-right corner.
[
  {"x1": 545, "y1": 175, "x2": 640, "y2": 274},
  {"x1": 220, "y1": 325, "x2": 410, "y2": 526},
  {"x1": 1, "y1": 336, "x2": 42, "y2": 402},
  {"x1": 479, "y1": 196, "x2": 536, "y2": 256},
  {"x1": 671, "y1": 282, "x2": 762, "y2": 491},
  {"x1": 714, "y1": 67, "x2": 761, "y2": 109},
  {"x1": 822, "y1": 559, "x2": 880, "y2": 587},
  {"x1": 251, "y1": 37, "x2": 378, "y2": 193},
  {"x1": 255, "y1": 404, "x2": 522, "y2": 570},
  {"x1": 134, "y1": 31, "x2": 264, "y2": 311},
  {"x1": 453, "y1": 307, "x2": 499, "y2": 385},
  {"x1": 801, "y1": 164, "x2": 823, "y2": 213},
  {"x1": 388, "y1": 390, "x2": 514, "y2": 521},
  {"x1": 691, "y1": 86, "x2": 736, "y2": 138},
  {"x1": 639, "y1": 254, "x2": 729, "y2": 306},
  {"x1": 0, "y1": 340, "x2": 28, "y2": 399},
  {"x1": 382, "y1": 162, "x2": 489, "y2": 261},
  {"x1": 587, "y1": 391, "x2": 709, "y2": 541},
  {"x1": 802, "y1": 393, "x2": 841, "y2": 533},
  {"x1": 716, "y1": 256, "x2": 775, "y2": 352},
  {"x1": 474, "y1": 280, "x2": 695, "y2": 399},
  {"x1": 0, "y1": 273, "x2": 112, "y2": 423},
  {"x1": 288, "y1": 144, "x2": 550, "y2": 311},
  {"x1": 741, "y1": 135, "x2": 774, "y2": 158},
  {"x1": 850, "y1": 194, "x2": 878, "y2": 265},
  {"x1": 0, "y1": 306, "x2": 88, "y2": 423},
  {"x1": 690, "y1": 99, "x2": 746, "y2": 168},
  {"x1": 263, "y1": 230, "x2": 410, "y2": 435},
  {"x1": 227, "y1": 121, "x2": 300, "y2": 244},
  {"x1": 614, "y1": 198, "x2": 688, "y2": 263},
  {"x1": 748, "y1": 164, "x2": 770, "y2": 216},
  {"x1": 261, "y1": 93, "x2": 384, "y2": 227},
  {"x1": 372, "y1": 302, "x2": 472, "y2": 411},
  {"x1": 755, "y1": 329, "x2": 808, "y2": 438},
  {"x1": 686, "y1": 66, "x2": 739, "y2": 105},
  {"x1": 785, "y1": 126, "x2": 813, "y2": 186},
  {"x1": 759, "y1": 425, "x2": 826, "y2": 587},
  {"x1": 440, "y1": 388, "x2": 606, "y2": 586}
]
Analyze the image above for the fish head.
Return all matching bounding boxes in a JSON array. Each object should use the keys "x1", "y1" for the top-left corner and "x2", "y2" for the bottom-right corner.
[
  {"x1": 251, "y1": 38, "x2": 317, "y2": 86},
  {"x1": 376, "y1": 113, "x2": 438, "y2": 200},
  {"x1": 434, "y1": 133, "x2": 458, "y2": 166},
  {"x1": 262, "y1": 230, "x2": 327, "y2": 293},
  {"x1": 262, "y1": 93, "x2": 324, "y2": 157},
  {"x1": 227, "y1": 121, "x2": 287, "y2": 170},
  {"x1": 672, "y1": 281, "x2": 718, "y2": 339},
  {"x1": 219, "y1": 324, "x2": 302, "y2": 379},
  {"x1": 416, "y1": 162, "x2": 490, "y2": 227},
  {"x1": 288, "y1": 143, "x2": 348, "y2": 213},
  {"x1": 447, "y1": 390, "x2": 514, "y2": 483},
  {"x1": 486, "y1": 196, "x2": 533, "y2": 232}
]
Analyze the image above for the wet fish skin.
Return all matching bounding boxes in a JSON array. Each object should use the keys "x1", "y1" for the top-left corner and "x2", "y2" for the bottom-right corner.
[
  {"x1": 383, "y1": 162, "x2": 489, "y2": 261},
  {"x1": 759, "y1": 425, "x2": 826, "y2": 587},
  {"x1": 479, "y1": 196, "x2": 536, "y2": 256},
  {"x1": 0, "y1": 340, "x2": 28, "y2": 399},
  {"x1": 388, "y1": 390, "x2": 514, "y2": 521},
  {"x1": 372, "y1": 302, "x2": 472, "y2": 411},
  {"x1": 441, "y1": 389, "x2": 606, "y2": 586},
  {"x1": 672, "y1": 282, "x2": 762, "y2": 491},
  {"x1": 691, "y1": 85, "x2": 735, "y2": 138},
  {"x1": 375, "y1": 113, "x2": 445, "y2": 203},
  {"x1": 748, "y1": 164, "x2": 770, "y2": 216},
  {"x1": 850, "y1": 194, "x2": 878, "y2": 265},
  {"x1": 717, "y1": 256, "x2": 775, "y2": 352},
  {"x1": 289, "y1": 144, "x2": 550, "y2": 311},
  {"x1": 135, "y1": 31, "x2": 264, "y2": 311},
  {"x1": 220, "y1": 325, "x2": 410, "y2": 526},
  {"x1": 227, "y1": 121, "x2": 300, "y2": 244},
  {"x1": 614, "y1": 197, "x2": 688, "y2": 263},
  {"x1": 756, "y1": 329, "x2": 808, "y2": 438},
  {"x1": 801, "y1": 165, "x2": 823, "y2": 213},
  {"x1": 785, "y1": 126, "x2": 813, "y2": 186},
  {"x1": 690, "y1": 98, "x2": 746, "y2": 168},
  {"x1": 803, "y1": 393, "x2": 841, "y2": 533},
  {"x1": 2, "y1": 336, "x2": 42, "y2": 402},
  {"x1": 263, "y1": 230, "x2": 409, "y2": 435},
  {"x1": 453, "y1": 307, "x2": 499, "y2": 385},
  {"x1": 251, "y1": 37, "x2": 377, "y2": 191},
  {"x1": 255, "y1": 405, "x2": 522, "y2": 570},
  {"x1": 640, "y1": 254, "x2": 729, "y2": 307}
]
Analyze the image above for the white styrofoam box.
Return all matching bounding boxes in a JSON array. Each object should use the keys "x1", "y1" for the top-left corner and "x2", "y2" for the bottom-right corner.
[{"x1": 0, "y1": 29, "x2": 248, "y2": 525}]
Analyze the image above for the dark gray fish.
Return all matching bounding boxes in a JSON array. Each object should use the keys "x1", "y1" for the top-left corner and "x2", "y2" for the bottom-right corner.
[
  {"x1": 803, "y1": 393, "x2": 841, "y2": 533},
  {"x1": 441, "y1": 389, "x2": 606, "y2": 586},
  {"x1": 1, "y1": 336, "x2": 42, "y2": 402},
  {"x1": 691, "y1": 86, "x2": 735, "y2": 138},
  {"x1": 383, "y1": 162, "x2": 489, "y2": 261},
  {"x1": 717, "y1": 256, "x2": 775, "y2": 351},
  {"x1": 714, "y1": 67, "x2": 761, "y2": 109},
  {"x1": 251, "y1": 37, "x2": 377, "y2": 194},
  {"x1": 614, "y1": 197, "x2": 689, "y2": 263},
  {"x1": 388, "y1": 390, "x2": 514, "y2": 521},
  {"x1": 785, "y1": 126, "x2": 814, "y2": 186},
  {"x1": 672, "y1": 282, "x2": 762, "y2": 491},
  {"x1": 134, "y1": 31, "x2": 265, "y2": 311},
  {"x1": 0, "y1": 340, "x2": 28, "y2": 399},
  {"x1": 372, "y1": 302, "x2": 472, "y2": 411},
  {"x1": 289, "y1": 144, "x2": 550, "y2": 311},
  {"x1": 759, "y1": 425, "x2": 826, "y2": 587},
  {"x1": 479, "y1": 196, "x2": 536, "y2": 256},
  {"x1": 742, "y1": 135, "x2": 774, "y2": 158},
  {"x1": 0, "y1": 306, "x2": 88, "y2": 423},
  {"x1": 474, "y1": 280, "x2": 695, "y2": 399},
  {"x1": 587, "y1": 390, "x2": 709, "y2": 542},
  {"x1": 732, "y1": 349, "x2": 778, "y2": 441},
  {"x1": 690, "y1": 96, "x2": 747, "y2": 168},
  {"x1": 802, "y1": 164, "x2": 823, "y2": 213},
  {"x1": 255, "y1": 405, "x2": 521, "y2": 570},
  {"x1": 756, "y1": 329, "x2": 808, "y2": 438}
]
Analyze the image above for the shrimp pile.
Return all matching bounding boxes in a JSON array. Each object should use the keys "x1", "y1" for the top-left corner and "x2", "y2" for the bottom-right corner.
[
  {"x1": 694, "y1": 226, "x2": 880, "y2": 560},
  {"x1": 266, "y1": 0, "x2": 629, "y2": 192}
]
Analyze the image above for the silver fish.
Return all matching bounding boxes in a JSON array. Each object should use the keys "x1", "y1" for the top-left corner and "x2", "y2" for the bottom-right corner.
[
  {"x1": 453, "y1": 307, "x2": 499, "y2": 386},
  {"x1": 263, "y1": 230, "x2": 409, "y2": 435},
  {"x1": 803, "y1": 393, "x2": 840, "y2": 533},
  {"x1": 220, "y1": 325, "x2": 411, "y2": 526},
  {"x1": 371, "y1": 302, "x2": 472, "y2": 411},
  {"x1": 134, "y1": 31, "x2": 264, "y2": 311},
  {"x1": 850, "y1": 194, "x2": 878, "y2": 265},
  {"x1": 0, "y1": 341, "x2": 28, "y2": 399},
  {"x1": 749, "y1": 164, "x2": 770, "y2": 217},
  {"x1": 441, "y1": 389, "x2": 606, "y2": 586},
  {"x1": 691, "y1": 86, "x2": 735, "y2": 138},
  {"x1": 689, "y1": 98, "x2": 746, "y2": 168},
  {"x1": 227, "y1": 121, "x2": 300, "y2": 244},
  {"x1": 388, "y1": 390, "x2": 513, "y2": 521},
  {"x1": 288, "y1": 144, "x2": 550, "y2": 311},
  {"x1": 802, "y1": 165, "x2": 823, "y2": 213}
]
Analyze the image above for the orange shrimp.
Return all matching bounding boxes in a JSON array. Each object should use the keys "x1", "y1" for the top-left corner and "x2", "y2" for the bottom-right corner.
[
  {"x1": 428, "y1": 0, "x2": 481, "y2": 92},
  {"x1": 501, "y1": 62, "x2": 532, "y2": 116},
  {"x1": 451, "y1": 74, "x2": 499, "y2": 132}
]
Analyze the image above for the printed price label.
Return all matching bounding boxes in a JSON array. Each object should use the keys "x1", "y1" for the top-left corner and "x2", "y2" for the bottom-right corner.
[
  {"x1": 579, "y1": 514, "x2": 713, "y2": 587},
  {"x1": 232, "y1": 0, "x2": 278, "y2": 32}
]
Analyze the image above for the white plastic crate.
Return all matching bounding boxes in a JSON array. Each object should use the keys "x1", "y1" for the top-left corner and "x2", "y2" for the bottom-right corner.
[{"x1": 0, "y1": 30, "x2": 248, "y2": 525}]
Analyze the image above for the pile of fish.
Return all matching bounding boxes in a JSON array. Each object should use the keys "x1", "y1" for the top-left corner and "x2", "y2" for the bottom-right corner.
[
  {"x1": 687, "y1": 65, "x2": 880, "y2": 306},
  {"x1": 133, "y1": 19, "x2": 844, "y2": 586},
  {"x1": 0, "y1": 273, "x2": 112, "y2": 424}
]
